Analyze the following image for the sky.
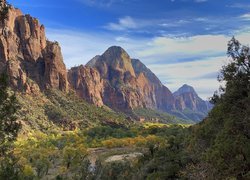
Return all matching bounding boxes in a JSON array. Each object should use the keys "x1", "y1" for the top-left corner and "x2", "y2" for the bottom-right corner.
[{"x1": 7, "y1": 0, "x2": 250, "y2": 99}]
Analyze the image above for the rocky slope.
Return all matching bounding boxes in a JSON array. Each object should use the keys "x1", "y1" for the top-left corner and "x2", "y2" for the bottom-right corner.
[{"x1": 0, "y1": 2, "x2": 68, "y2": 93}]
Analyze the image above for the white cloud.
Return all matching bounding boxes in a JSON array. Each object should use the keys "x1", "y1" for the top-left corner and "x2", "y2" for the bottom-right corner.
[
  {"x1": 115, "y1": 36, "x2": 131, "y2": 42},
  {"x1": 194, "y1": 17, "x2": 208, "y2": 22},
  {"x1": 76, "y1": 0, "x2": 122, "y2": 7},
  {"x1": 229, "y1": 3, "x2": 250, "y2": 10},
  {"x1": 137, "y1": 35, "x2": 228, "y2": 59},
  {"x1": 159, "y1": 20, "x2": 189, "y2": 28},
  {"x1": 105, "y1": 16, "x2": 191, "y2": 32},
  {"x1": 136, "y1": 32, "x2": 250, "y2": 63},
  {"x1": 194, "y1": 0, "x2": 207, "y2": 3},
  {"x1": 234, "y1": 28, "x2": 250, "y2": 45},
  {"x1": 240, "y1": 13, "x2": 250, "y2": 21},
  {"x1": 105, "y1": 16, "x2": 138, "y2": 31},
  {"x1": 46, "y1": 29, "x2": 114, "y2": 67}
]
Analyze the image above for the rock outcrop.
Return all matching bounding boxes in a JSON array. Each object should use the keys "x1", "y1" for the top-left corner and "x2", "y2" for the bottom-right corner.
[
  {"x1": 68, "y1": 65, "x2": 104, "y2": 107},
  {"x1": 0, "y1": 4, "x2": 68, "y2": 93}
]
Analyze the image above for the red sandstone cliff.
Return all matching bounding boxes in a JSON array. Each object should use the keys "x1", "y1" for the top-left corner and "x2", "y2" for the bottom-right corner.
[{"x1": 0, "y1": 3, "x2": 68, "y2": 93}]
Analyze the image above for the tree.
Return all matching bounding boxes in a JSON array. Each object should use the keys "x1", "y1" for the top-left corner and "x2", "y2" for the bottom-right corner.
[
  {"x1": 219, "y1": 37, "x2": 250, "y2": 100},
  {"x1": 217, "y1": 37, "x2": 250, "y2": 155},
  {"x1": 189, "y1": 37, "x2": 250, "y2": 179},
  {"x1": 0, "y1": 73, "x2": 21, "y2": 178},
  {"x1": 0, "y1": 73, "x2": 21, "y2": 155}
]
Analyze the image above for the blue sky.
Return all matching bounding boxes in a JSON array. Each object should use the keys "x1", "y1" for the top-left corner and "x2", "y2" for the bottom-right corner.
[{"x1": 8, "y1": 0, "x2": 250, "y2": 99}]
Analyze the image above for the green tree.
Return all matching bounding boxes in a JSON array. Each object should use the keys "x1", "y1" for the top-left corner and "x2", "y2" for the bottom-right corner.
[
  {"x1": 189, "y1": 37, "x2": 250, "y2": 179},
  {"x1": 0, "y1": 73, "x2": 21, "y2": 154},
  {"x1": 0, "y1": 73, "x2": 21, "y2": 178}
]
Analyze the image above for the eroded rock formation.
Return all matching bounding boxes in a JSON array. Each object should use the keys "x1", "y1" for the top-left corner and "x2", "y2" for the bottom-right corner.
[{"x1": 0, "y1": 5, "x2": 68, "y2": 93}]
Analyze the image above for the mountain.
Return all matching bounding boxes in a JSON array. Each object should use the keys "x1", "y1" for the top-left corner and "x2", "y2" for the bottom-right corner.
[
  {"x1": 70, "y1": 46, "x2": 210, "y2": 121},
  {"x1": 70, "y1": 46, "x2": 175, "y2": 112},
  {"x1": 174, "y1": 84, "x2": 213, "y2": 122},
  {"x1": 0, "y1": 3, "x2": 210, "y2": 123},
  {"x1": 0, "y1": 3, "x2": 132, "y2": 132}
]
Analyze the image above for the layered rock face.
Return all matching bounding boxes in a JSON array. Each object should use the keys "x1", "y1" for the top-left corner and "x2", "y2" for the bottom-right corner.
[
  {"x1": 69, "y1": 46, "x2": 175, "y2": 112},
  {"x1": 0, "y1": 4, "x2": 68, "y2": 93},
  {"x1": 68, "y1": 65, "x2": 104, "y2": 107}
]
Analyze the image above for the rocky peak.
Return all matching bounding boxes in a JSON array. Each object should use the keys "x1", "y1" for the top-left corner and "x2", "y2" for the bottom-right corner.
[
  {"x1": 0, "y1": 5, "x2": 68, "y2": 93},
  {"x1": 96, "y1": 46, "x2": 136, "y2": 78},
  {"x1": 72, "y1": 46, "x2": 175, "y2": 113},
  {"x1": 174, "y1": 84, "x2": 197, "y2": 96},
  {"x1": 103, "y1": 46, "x2": 128, "y2": 59},
  {"x1": 174, "y1": 84, "x2": 212, "y2": 121}
]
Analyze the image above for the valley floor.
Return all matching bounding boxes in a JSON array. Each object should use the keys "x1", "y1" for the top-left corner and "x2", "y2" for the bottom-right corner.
[{"x1": 11, "y1": 123, "x2": 190, "y2": 179}]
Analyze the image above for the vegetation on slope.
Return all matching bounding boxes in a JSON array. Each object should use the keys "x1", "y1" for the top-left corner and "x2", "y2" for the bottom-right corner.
[
  {"x1": 132, "y1": 108, "x2": 195, "y2": 124},
  {"x1": 16, "y1": 89, "x2": 130, "y2": 133},
  {"x1": 170, "y1": 108, "x2": 207, "y2": 123}
]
